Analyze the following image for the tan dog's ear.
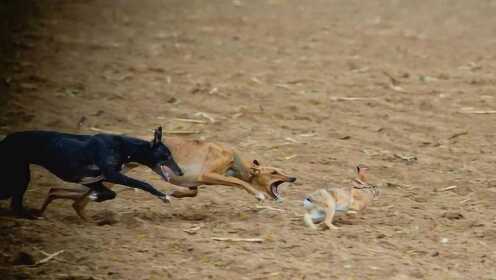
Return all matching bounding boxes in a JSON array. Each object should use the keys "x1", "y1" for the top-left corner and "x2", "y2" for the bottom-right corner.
[{"x1": 249, "y1": 160, "x2": 261, "y2": 176}]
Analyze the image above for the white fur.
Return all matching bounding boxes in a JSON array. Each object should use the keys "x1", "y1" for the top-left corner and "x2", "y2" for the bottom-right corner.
[
  {"x1": 310, "y1": 210, "x2": 326, "y2": 223},
  {"x1": 88, "y1": 191, "x2": 99, "y2": 201}
]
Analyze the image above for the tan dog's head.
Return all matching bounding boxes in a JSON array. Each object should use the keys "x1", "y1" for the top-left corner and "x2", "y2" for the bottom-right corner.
[{"x1": 248, "y1": 160, "x2": 296, "y2": 200}]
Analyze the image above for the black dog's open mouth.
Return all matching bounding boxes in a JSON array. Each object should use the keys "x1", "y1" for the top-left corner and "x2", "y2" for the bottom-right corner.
[
  {"x1": 270, "y1": 181, "x2": 285, "y2": 200},
  {"x1": 155, "y1": 164, "x2": 172, "y2": 182}
]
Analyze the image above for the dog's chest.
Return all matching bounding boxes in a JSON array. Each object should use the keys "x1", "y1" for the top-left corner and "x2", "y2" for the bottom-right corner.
[{"x1": 169, "y1": 163, "x2": 202, "y2": 187}]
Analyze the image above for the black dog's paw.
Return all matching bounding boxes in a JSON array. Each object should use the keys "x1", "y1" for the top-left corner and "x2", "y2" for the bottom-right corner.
[
  {"x1": 88, "y1": 191, "x2": 100, "y2": 202},
  {"x1": 158, "y1": 194, "x2": 171, "y2": 203},
  {"x1": 89, "y1": 190, "x2": 117, "y2": 202},
  {"x1": 14, "y1": 208, "x2": 43, "y2": 220}
]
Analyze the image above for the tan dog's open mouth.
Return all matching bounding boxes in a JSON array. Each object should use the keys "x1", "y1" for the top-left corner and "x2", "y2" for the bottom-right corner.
[
  {"x1": 154, "y1": 164, "x2": 172, "y2": 182},
  {"x1": 270, "y1": 181, "x2": 285, "y2": 200}
]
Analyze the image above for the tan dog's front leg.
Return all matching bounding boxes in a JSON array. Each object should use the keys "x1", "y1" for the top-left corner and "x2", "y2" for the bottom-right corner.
[
  {"x1": 169, "y1": 187, "x2": 199, "y2": 198},
  {"x1": 199, "y1": 173, "x2": 266, "y2": 201}
]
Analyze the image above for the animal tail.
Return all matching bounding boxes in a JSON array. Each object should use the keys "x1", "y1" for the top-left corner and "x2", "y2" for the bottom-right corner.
[
  {"x1": 0, "y1": 133, "x2": 7, "y2": 148},
  {"x1": 0, "y1": 134, "x2": 5, "y2": 153}
]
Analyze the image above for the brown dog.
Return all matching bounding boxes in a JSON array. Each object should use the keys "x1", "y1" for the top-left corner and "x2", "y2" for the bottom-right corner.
[
  {"x1": 39, "y1": 137, "x2": 296, "y2": 220},
  {"x1": 303, "y1": 165, "x2": 378, "y2": 230}
]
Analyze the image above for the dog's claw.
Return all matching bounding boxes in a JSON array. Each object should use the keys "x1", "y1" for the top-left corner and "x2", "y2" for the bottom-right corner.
[
  {"x1": 255, "y1": 192, "x2": 266, "y2": 202},
  {"x1": 159, "y1": 194, "x2": 171, "y2": 203},
  {"x1": 322, "y1": 222, "x2": 339, "y2": 230},
  {"x1": 88, "y1": 191, "x2": 99, "y2": 201},
  {"x1": 14, "y1": 208, "x2": 43, "y2": 220}
]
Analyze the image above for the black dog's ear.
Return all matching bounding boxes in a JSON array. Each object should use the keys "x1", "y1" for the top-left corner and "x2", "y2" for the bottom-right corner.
[
  {"x1": 156, "y1": 126, "x2": 163, "y2": 142},
  {"x1": 150, "y1": 126, "x2": 163, "y2": 148},
  {"x1": 253, "y1": 160, "x2": 260, "y2": 166}
]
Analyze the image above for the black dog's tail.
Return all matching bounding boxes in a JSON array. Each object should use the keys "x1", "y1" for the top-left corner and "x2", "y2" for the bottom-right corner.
[{"x1": 0, "y1": 135, "x2": 6, "y2": 155}]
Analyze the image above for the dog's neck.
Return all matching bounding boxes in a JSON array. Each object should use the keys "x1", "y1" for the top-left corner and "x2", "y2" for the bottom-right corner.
[
  {"x1": 119, "y1": 137, "x2": 150, "y2": 164},
  {"x1": 231, "y1": 153, "x2": 255, "y2": 182}
]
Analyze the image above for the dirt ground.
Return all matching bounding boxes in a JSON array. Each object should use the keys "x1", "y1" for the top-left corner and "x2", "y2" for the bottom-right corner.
[{"x1": 2, "y1": 0, "x2": 496, "y2": 279}]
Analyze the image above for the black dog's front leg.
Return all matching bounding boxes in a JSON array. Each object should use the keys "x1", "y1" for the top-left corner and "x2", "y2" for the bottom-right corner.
[
  {"x1": 103, "y1": 170, "x2": 169, "y2": 202},
  {"x1": 92, "y1": 140, "x2": 169, "y2": 202}
]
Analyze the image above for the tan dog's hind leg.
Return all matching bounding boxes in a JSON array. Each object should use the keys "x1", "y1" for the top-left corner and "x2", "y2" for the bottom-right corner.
[
  {"x1": 39, "y1": 188, "x2": 89, "y2": 219},
  {"x1": 72, "y1": 193, "x2": 91, "y2": 221},
  {"x1": 199, "y1": 172, "x2": 265, "y2": 200},
  {"x1": 71, "y1": 182, "x2": 118, "y2": 220},
  {"x1": 169, "y1": 187, "x2": 199, "y2": 198},
  {"x1": 40, "y1": 182, "x2": 117, "y2": 221}
]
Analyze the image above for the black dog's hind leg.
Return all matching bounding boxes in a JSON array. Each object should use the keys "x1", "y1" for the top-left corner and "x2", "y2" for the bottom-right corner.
[
  {"x1": 9, "y1": 163, "x2": 37, "y2": 219},
  {"x1": 85, "y1": 182, "x2": 117, "y2": 202}
]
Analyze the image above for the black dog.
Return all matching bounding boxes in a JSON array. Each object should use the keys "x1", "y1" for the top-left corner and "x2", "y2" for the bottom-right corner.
[{"x1": 0, "y1": 126, "x2": 183, "y2": 218}]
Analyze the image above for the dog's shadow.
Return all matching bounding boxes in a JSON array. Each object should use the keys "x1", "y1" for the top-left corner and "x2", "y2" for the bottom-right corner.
[
  {"x1": 0, "y1": 207, "x2": 13, "y2": 217},
  {"x1": 334, "y1": 218, "x2": 354, "y2": 226},
  {"x1": 0, "y1": 206, "x2": 44, "y2": 220}
]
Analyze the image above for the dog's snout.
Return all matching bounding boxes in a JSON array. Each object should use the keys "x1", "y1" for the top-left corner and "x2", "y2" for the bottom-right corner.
[
  {"x1": 288, "y1": 177, "x2": 296, "y2": 183},
  {"x1": 171, "y1": 163, "x2": 184, "y2": 176}
]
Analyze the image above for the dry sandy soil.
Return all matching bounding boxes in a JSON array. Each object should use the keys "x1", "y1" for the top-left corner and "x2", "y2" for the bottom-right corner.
[{"x1": 2, "y1": 0, "x2": 496, "y2": 279}]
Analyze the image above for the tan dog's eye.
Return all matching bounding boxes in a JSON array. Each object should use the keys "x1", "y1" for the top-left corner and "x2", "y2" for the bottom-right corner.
[
  {"x1": 250, "y1": 168, "x2": 260, "y2": 175},
  {"x1": 271, "y1": 171, "x2": 277, "y2": 175}
]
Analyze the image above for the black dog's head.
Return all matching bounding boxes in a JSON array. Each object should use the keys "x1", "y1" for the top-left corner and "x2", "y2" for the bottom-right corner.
[{"x1": 147, "y1": 127, "x2": 183, "y2": 181}]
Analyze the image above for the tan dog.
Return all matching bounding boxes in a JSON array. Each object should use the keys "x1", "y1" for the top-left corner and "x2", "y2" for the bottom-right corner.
[
  {"x1": 39, "y1": 137, "x2": 296, "y2": 220},
  {"x1": 303, "y1": 165, "x2": 378, "y2": 230}
]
